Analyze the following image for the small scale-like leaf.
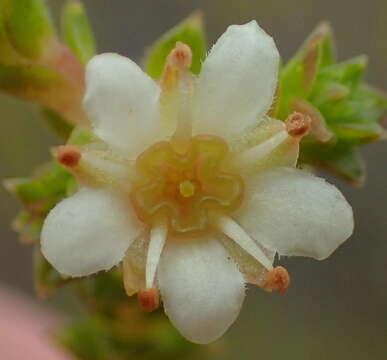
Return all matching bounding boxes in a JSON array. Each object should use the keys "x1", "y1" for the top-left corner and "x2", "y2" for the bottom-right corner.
[
  {"x1": 276, "y1": 22, "x2": 336, "y2": 119},
  {"x1": 144, "y1": 11, "x2": 206, "y2": 79},
  {"x1": 61, "y1": 0, "x2": 96, "y2": 65},
  {"x1": 4, "y1": 162, "x2": 74, "y2": 243},
  {"x1": 8, "y1": 162, "x2": 72, "y2": 204},
  {"x1": 311, "y1": 56, "x2": 368, "y2": 100}
]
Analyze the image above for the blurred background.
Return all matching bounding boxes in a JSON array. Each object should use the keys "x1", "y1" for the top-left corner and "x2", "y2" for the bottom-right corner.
[{"x1": 0, "y1": 0, "x2": 386, "y2": 359}]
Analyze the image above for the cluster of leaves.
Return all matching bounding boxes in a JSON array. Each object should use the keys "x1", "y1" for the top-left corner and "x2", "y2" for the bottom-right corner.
[
  {"x1": 1, "y1": 0, "x2": 386, "y2": 359},
  {"x1": 275, "y1": 23, "x2": 387, "y2": 184}
]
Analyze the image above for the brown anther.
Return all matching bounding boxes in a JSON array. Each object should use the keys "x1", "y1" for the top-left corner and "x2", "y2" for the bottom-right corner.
[
  {"x1": 55, "y1": 145, "x2": 81, "y2": 168},
  {"x1": 262, "y1": 266, "x2": 290, "y2": 295},
  {"x1": 168, "y1": 42, "x2": 192, "y2": 70},
  {"x1": 138, "y1": 288, "x2": 160, "y2": 312},
  {"x1": 285, "y1": 112, "x2": 312, "y2": 138}
]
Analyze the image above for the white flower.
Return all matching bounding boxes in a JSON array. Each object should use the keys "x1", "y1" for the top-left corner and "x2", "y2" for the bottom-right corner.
[{"x1": 41, "y1": 21, "x2": 354, "y2": 344}]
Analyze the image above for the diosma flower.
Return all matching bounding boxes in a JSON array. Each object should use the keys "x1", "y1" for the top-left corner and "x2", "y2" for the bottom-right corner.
[{"x1": 41, "y1": 21, "x2": 354, "y2": 344}]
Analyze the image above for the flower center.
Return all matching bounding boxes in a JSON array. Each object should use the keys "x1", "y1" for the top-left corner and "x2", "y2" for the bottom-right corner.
[
  {"x1": 179, "y1": 180, "x2": 195, "y2": 198},
  {"x1": 130, "y1": 135, "x2": 244, "y2": 234}
]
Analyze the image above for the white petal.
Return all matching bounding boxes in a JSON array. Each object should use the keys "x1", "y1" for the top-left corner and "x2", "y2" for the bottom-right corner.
[
  {"x1": 236, "y1": 167, "x2": 354, "y2": 260},
  {"x1": 193, "y1": 21, "x2": 279, "y2": 140},
  {"x1": 84, "y1": 53, "x2": 160, "y2": 156},
  {"x1": 41, "y1": 187, "x2": 142, "y2": 277},
  {"x1": 158, "y1": 235, "x2": 245, "y2": 344}
]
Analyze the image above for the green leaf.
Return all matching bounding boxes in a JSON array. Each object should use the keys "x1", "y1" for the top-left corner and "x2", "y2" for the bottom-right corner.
[
  {"x1": 300, "y1": 143, "x2": 365, "y2": 185},
  {"x1": 4, "y1": 130, "x2": 94, "y2": 246},
  {"x1": 144, "y1": 11, "x2": 206, "y2": 79},
  {"x1": 61, "y1": 0, "x2": 96, "y2": 65},
  {"x1": 7, "y1": 162, "x2": 72, "y2": 204},
  {"x1": 311, "y1": 55, "x2": 368, "y2": 98},
  {"x1": 4, "y1": 162, "x2": 74, "y2": 243},
  {"x1": 276, "y1": 22, "x2": 336, "y2": 119},
  {"x1": 0, "y1": 0, "x2": 55, "y2": 60}
]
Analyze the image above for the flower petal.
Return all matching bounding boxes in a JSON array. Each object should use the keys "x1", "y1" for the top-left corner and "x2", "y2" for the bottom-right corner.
[
  {"x1": 236, "y1": 167, "x2": 354, "y2": 260},
  {"x1": 41, "y1": 187, "x2": 142, "y2": 277},
  {"x1": 158, "y1": 235, "x2": 245, "y2": 344},
  {"x1": 84, "y1": 53, "x2": 160, "y2": 157},
  {"x1": 193, "y1": 20, "x2": 279, "y2": 140}
]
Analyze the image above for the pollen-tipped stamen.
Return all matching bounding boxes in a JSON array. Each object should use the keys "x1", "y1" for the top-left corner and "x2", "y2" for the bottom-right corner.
[
  {"x1": 261, "y1": 266, "x2": 290, "y2": 294},
  {"x1": 138, "y1": 288, "x2": 160, "y2": 312},
  {"x1": 55, "y1": 145, "x2": 81, "y2": 168},
  {"x1": 159, "y1": 42, "x2": 194, "y2": 153},
  {"x1": 285, "y1": 112, "x2": 312, "y2": 138},
  {"x1": 167, "y1": 41, "x2": 193, "y2": 70},
  {"x1": 160, "y1": 41, "x2": 193, "y2": 92}
]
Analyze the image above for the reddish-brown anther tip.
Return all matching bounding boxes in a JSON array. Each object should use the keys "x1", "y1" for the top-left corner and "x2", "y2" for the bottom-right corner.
[
  {"x1": 263, "y1": 266, "x2": 290, "y2": 295},
  {"x1": 138, "y1": 288, "x2": 160, "y2": 312},
  {"x1": 286, "y1": 112, "x2": 312, "y2": 138},
  {"x1": 55, "y1": 145, "x2": 81, "y2": 168},
  {"x1": 168, "y1": 42, "x2": 193, "y2": 70}
]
